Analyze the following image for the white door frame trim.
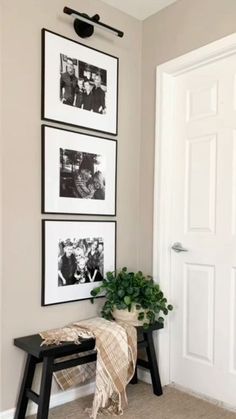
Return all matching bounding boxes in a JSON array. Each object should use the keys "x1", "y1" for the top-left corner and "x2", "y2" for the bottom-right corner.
[{"x1": 153, "y1": 32, "x2": 236, "y2": 386}]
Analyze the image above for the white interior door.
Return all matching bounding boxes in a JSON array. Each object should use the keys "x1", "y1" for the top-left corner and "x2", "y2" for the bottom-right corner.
[{"x1": 169, "y1": 53, "x2": 236, "y2": 407}]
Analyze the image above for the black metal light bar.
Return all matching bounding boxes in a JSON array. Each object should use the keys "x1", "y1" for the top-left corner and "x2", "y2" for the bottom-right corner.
[{"x1": 63, "y1": 7, "x2": 124, "y2": 38}]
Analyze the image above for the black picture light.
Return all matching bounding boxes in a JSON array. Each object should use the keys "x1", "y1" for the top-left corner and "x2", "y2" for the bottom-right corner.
[{"x1": 63, "y1": 7, "x2": 124, "y2": 38}]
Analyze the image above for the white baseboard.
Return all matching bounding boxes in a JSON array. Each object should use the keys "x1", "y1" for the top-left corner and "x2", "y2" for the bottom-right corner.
[
  {"x1": 0, "y1": 369, "x2": 151, "y2": 419},
  {"x1": 137, "y1": 367, "x2": 152, "y2": 384},
  {"x1": 0, "y1": 410, "x2": 15, "y2": 419},
  {"x1": 0, "y1": 381, "x2": 95, "y2": 419}
]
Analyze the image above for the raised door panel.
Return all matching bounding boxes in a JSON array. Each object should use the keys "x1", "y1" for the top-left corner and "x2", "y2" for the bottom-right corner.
[
  {"x1": 183, "y1": 263, "x2": 215, "y2": 365},
  {"x1": 185, "y1": 135, "x2": 217, "y2": 233},
  {"x1": 232, "y1": 132, "x2": 236, "y2": 235},
  {"x1": 230, "y1": 268, "x2": 236, "y2": 374},
  {"x1": 186, "y1": 81, "x2": 218, "y2": 122}
]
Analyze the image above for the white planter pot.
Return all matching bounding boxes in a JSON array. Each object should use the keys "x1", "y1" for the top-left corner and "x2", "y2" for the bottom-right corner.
[{"x1": 112, "y1": 306, "x2": 148, "y2": 326}]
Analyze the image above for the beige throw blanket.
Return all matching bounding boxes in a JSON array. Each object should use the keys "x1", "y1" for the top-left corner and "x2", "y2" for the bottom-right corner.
[{"x1": 40, "y1": 317, "x2": 137, "y2": 418}]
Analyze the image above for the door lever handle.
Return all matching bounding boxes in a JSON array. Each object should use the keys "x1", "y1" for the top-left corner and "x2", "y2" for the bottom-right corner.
[{"x1": 171, "y1": 242, "x2": 188, "y2": 253}]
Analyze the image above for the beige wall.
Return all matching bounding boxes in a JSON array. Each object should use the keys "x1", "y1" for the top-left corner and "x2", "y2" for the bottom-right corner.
[
  {"x1": 0, "y1": 0, "x2": 142, "y2": 411},
  {"x1": 139, "y1": 0, "x2": 236, "y2": 273},
  {"x1": 2, "y1": 0, "x2": 236, "y2": 413},
  {"x1": 0, "y1": 0, "x2": 3, "y2": 412}
]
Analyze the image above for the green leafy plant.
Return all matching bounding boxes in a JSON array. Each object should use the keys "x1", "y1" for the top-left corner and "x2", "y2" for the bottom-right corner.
[{"x1": 90, "y1": 267, "x2": 173, "y2": 327}]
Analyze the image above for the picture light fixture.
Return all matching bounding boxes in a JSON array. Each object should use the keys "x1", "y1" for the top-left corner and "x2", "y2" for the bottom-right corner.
[{"x1": 63, "y1": 7, "x2": 124, "y2": 38}]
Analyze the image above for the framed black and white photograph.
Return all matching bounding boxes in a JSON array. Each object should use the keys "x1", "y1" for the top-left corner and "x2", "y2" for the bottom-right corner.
[
  {"x1": 42, "y1": 29, "x2": 119, "y2": 135},
  {"x1": 42, "y1": 125, "x2": 117, "y2": 215},
  {"x1": 42, "y1": 220, "x2": 116, "y2": 306}
]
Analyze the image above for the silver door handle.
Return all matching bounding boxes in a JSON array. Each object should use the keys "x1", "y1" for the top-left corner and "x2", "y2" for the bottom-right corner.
[{"x1": 171, "y1": 242, "x2": 188, "y2": 253}]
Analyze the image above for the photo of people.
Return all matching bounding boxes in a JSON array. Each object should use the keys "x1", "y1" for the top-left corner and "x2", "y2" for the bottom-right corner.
[
  {"x1": 60, "y1": 54, "x2": 107, "y2": 114},
  {"x1": 60, "y1": 148, "x2": 105, "y2": 200},
  {"x1": 43, "y1": 30, "x2": 118, "y2": 134},
  {"x1": 58, "y1": 237, "x2": 104, "y2": 286}
]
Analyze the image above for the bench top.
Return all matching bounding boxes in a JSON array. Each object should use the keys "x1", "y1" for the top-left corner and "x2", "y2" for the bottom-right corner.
[
  {"x1": 14, "y1": 334, "x2": 96, "y2": 359},
  {"x1": 14, "y1": 322, "x2": 163, "y2": 359}
]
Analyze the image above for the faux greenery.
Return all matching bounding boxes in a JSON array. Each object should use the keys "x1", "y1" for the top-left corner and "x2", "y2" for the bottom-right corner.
[{"x1": 91, "y1": 267, "x2": 173, "y2": 327}]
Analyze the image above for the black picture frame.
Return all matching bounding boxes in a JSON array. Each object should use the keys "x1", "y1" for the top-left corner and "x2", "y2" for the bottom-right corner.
[
  {"x1": 42, "y1": 125, "x2": 117, "y2": 216},
  {"x1": 41, "y1": 28, "x2": 119, "y2": 136},
  {"x1": 42, "y1": 219, "x2": 116, "y2": 306}
]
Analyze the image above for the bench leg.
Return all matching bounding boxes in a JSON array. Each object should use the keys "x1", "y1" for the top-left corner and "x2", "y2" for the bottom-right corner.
[
  {"x1": 37, "y1": 357, "x2": 54, "y2": 419},
  {"x1": 130, "y1": 364, "x2": 138, "y2": 384},
  {"x1": 144, "y1": 331, "x2": 163, "y2": 396},
  {"x1": 14, "y1": 354, "x2": 37, "y2": 419}
]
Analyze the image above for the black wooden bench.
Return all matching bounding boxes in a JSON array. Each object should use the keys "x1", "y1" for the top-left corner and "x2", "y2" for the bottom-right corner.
[{"x1": 14, "y1": 322, "x2": 163, "y2": 419}]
